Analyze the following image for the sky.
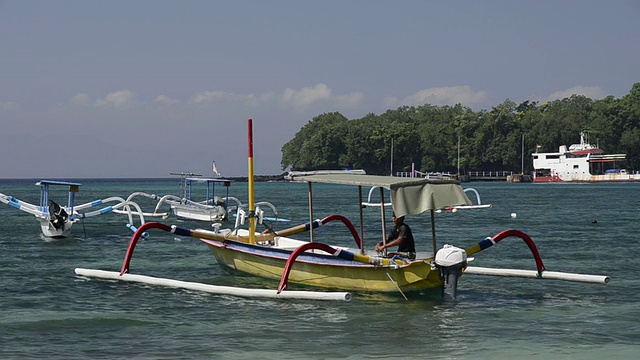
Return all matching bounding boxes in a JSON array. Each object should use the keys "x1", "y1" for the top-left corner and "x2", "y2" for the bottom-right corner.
[{"x1": 1, "y1": 0, "x2": 639, "y2": 179}]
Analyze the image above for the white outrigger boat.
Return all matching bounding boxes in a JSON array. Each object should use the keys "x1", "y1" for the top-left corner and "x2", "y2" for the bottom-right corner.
[
  {"x1": 168, "y1": 174, "x2": 234, "y2": 222},
  {"x1": 111, "y1": 173, "x2": 286, "y2": 224},
  {"x1": 76, "y1": 119, "x2": 610, "y2": 302},
  {"x1": 1, "y1": 180, "x2": 148, "y2": 238},
  {"x1": 113, "y1": 174, "x2": 237, "y2": 222}
]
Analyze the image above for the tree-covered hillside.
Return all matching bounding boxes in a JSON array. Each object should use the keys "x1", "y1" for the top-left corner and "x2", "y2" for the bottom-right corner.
[{"x1": 281, "y1": 83, "x2": 640, "y2": 175}]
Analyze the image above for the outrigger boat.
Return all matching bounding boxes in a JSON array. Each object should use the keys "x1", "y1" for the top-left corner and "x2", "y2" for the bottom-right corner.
[
  {"x1": 165, "y1": 174, "x2": 288, "y2": 223},
  {"x1": 111, "y1": 173, "x2": 236, "y2": 222},
  {"x1": 113, "y1": 173, "x2": 286, "y2": 224},
  {"x1": 1, "y1": 180, "x2": 148, "y2": 238},
  {"x1": 166, "y1": 174, "x2": 234, "y2": 222},
  {"x1": 76, "y1": 119, "x2": 609, "y2": 302}
]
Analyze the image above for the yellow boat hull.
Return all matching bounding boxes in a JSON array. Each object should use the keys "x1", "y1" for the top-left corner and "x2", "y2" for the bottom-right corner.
[{"x1": 203, "y1": 239, "x2": 443, "y2": 293}]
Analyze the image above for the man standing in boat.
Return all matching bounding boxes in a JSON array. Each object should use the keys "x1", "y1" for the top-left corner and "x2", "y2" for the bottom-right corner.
[{"x1": 375, "y1": 213, "x2": 416, "y2": 260}]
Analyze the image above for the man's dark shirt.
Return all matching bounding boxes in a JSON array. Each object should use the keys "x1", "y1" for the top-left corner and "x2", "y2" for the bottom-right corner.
[{"x1": 387, "y1": 223, "x2": 415, "y2": 253}]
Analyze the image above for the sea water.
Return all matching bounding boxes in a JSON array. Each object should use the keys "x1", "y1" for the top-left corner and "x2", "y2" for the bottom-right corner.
[{"x1": 0, "y1": 179, "x2": 639, "y2": 359}]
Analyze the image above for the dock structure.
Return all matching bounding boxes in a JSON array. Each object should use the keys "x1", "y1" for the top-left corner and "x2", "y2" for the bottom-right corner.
[
  {"x1": 395, "y1": 171, "x2": 456, "y2": 179},
  {"x1": 467, "y1": 171, "x2": 514, "y2": 181},
  {"x1": 386, "y1": 170, "x2": 534, "y2": 182}
]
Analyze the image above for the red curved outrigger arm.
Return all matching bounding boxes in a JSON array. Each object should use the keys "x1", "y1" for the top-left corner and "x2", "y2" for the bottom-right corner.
[
  {"x1": 120, "y1": 222, "x2": 173, "y2": 275},
  {"x1": 319, "y1": 214, "x2": 362, "y2": 249},
  {"x1": 466, "y1": 229, "x2": 547, "y2": 274},
  {"x1": 277, "y1": 242, "x2": 341, "y2": 293}
]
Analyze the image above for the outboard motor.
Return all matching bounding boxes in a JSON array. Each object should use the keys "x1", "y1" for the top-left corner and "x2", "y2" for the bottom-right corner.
[
  {"x1": 435, "y1": 244, "x2": 468, "y2": 301},
  {"x1": 48, "y1": 200, "x2": 68, "y2": 230}
]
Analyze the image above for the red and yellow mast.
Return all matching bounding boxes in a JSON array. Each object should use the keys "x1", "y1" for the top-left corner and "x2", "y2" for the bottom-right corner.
[{"x1": 247, "y1": 119, "x2": 256, "y2": 244}]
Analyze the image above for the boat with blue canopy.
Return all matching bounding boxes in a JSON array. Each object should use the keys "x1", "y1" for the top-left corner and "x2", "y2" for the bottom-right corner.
[{"x1": 1, "y1": 180, "x2": 148, "y2": 238}]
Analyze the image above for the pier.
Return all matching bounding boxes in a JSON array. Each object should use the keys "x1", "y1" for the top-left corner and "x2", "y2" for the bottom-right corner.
[
  {"x1": 467, "y1": 171, "x2": 533, "y2": 182},
  {"x1": 395, "y1": 170, "x2": 532, "y2": 182},
  {"x1": 467, "y1": 171, "x2": 513, "y2": 181}
]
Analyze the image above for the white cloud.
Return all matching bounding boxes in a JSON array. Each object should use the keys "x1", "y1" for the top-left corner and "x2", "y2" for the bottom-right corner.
[
  {"x1": 543, "y1": 86, "x2": 606, "y2": 102},
  {"x1": 280, "y1": 83, "x2": 363, "y2": 111},
  {"x1": 281, "y1": 84, "x2": 331, "y2": 110},
  {"x1": 391, "y1": 86, "x2": 489, "y2": 107},
  {"x1": 71, "y1": 93, "x2": 91, "y2": 105},
  {"x1": 0, "y1": 101, "x2": 18, "y2": 111},
  {"x1": 95, "y1": 90, "x2": 137, "y2": 109},
  {"x1": 154, "y1": 95, "x2": 180, "y2": 105},
  {"x1": 189, "y1": 84, "x2": 363, "y2": 111},
  {"x1": 190, "y1": 90, "x2": 257, "y2": 106},
  {"x1": 331, "y1": 92, "x2": 364, "y2": 109}
]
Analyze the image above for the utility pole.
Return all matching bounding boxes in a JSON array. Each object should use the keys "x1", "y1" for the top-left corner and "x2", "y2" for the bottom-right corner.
[
  {"x1": 390, "y1": 137, "x2": 394, "y2": 176},
  {"x1": 521, "y1": 133, "x2": 524, "y2": 175},
  {"x1": 457, "y1": 134, "x2": 461, "y2": 176}
]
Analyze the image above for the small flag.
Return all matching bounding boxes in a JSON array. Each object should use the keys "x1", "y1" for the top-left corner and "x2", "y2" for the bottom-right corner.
[{"x1": 212, "y1": 161, "x2": 221, "y2": 176}]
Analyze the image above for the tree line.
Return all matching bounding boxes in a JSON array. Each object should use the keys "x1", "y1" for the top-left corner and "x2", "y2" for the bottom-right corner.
[{"x1": 281, "y1": 83, "x2": 640, "y2": 175}]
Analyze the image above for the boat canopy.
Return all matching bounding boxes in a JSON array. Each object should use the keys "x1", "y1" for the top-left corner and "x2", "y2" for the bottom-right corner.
[
  {"x1": 34, "y1": 180, "x2": 82, "y2": 210},
  {"x1": 290, "y1": 174, "x2": 472, "y2": 218},
  {"x1": 35, "y1": 180, "x2": 82, "y2": 187}
]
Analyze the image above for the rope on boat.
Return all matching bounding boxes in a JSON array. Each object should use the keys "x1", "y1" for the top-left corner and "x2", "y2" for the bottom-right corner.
[{"x1": 385, "y1": 271, "x2": 407, "y2": 300}]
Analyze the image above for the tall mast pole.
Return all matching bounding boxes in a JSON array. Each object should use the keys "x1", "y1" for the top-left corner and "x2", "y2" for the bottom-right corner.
[{"x1": 248, "y1": 119, "x2": 255, "y2": 244}]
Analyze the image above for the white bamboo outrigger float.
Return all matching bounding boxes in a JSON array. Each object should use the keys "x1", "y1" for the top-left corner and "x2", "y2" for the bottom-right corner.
[
  {"x1": 75, "y1": 268, "x2": 351, "y2": 301},
  {"x1": 464, "y1": 266, "x2": 610, "y2": 284}
]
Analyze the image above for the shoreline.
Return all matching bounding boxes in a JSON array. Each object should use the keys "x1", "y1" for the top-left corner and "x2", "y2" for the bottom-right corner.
[{"x1": 0, "y1": 174, "x2": 289, "y2": 183}]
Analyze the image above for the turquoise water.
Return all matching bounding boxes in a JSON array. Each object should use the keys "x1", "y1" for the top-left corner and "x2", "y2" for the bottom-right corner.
[{"x1": 1, "y1": 179, "x2": 639, "y2": 359}]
